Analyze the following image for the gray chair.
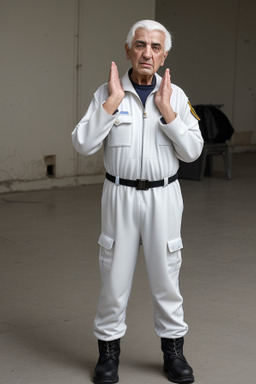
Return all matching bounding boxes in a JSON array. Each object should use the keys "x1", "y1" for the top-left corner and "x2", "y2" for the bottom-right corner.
[
  {"x1": 199, "y1": 142, "x2": 232, "y2": 180},
  {"x1": 179, "y1": 104, "x2": 234, "y2": 181}
]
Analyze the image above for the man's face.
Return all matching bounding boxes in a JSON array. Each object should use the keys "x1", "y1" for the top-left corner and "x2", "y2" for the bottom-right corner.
[{"x1": 125, "y1": 28, "x2": 168, "y2": 84}]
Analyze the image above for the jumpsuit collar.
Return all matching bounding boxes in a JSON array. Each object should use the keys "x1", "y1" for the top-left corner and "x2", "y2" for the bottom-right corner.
[{"x1": 121, "y1": 69, "x2": 162, "y2": 95}]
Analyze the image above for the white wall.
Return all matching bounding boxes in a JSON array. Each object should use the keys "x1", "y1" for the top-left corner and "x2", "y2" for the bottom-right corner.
[
  {"x1": 0, "y1": 0, "x2": 255, "y2": 193},
  {"x1": 0, "y1": 0, "x2": 76, "y2": 191},
  {"x1": 0, "y1": 0, "x2": 155, "y2": 192},
  {"x1": 232, "y1": 0, "x2": 256, "y2": 145},
  {"x1": 156, "y1": 0, "x2": 256, "y2": 147}
]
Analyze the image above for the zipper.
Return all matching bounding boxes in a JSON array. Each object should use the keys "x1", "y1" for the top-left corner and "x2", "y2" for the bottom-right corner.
[
  {"x1": 128, "y1": 89, "x2": 154, "y2": 180},
  {"x1": 140, "y1": 108, "x2": 148, "y2": 178}
]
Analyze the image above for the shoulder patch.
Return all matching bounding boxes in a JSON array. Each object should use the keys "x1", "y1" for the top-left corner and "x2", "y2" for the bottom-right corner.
[{"x1": 188, "y1": 101, "x2": 200, "y2": 121}]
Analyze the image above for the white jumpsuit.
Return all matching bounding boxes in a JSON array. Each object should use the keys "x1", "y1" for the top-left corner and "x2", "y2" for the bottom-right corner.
[{"x1": 71, "y1": 70, "x2": 204, "y2": 341}]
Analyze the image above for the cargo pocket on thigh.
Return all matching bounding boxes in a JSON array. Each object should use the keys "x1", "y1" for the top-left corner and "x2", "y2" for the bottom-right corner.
[
  {"x1": 167, "y1": 237, "x2": 183, "y2": 274},
  {"x1": 98, "y1": 233, "x2": 115, "y2": 272}
]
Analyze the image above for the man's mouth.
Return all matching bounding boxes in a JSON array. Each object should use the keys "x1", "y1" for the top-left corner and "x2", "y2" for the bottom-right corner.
[{"x1": 140, "y1": 62, "x2": 153, "y2": 68}]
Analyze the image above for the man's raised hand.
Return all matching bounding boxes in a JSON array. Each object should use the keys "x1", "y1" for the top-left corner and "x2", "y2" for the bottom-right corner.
[
  {"x1": 155, "y1": 68, "x2": 176, "y2": 124},
  {"x1": 103, "y1": 62, "x2": 125, "y2": 115}
]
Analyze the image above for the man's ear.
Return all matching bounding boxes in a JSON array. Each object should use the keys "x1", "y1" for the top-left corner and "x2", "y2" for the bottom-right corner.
[
  {"x1": 161, "y1": 51, "x2": 168, "y2": 66},
  {"x1": 125, "y1": 43, "x2": 131, "y2": 60}
]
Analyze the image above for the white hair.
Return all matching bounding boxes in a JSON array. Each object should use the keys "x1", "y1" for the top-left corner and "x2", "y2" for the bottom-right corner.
[{"x1": 126, "y1": 19, "x2": 172, "y2": 52}]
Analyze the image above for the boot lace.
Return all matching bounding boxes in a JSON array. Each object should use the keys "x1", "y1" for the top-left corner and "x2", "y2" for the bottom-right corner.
[
  {"x1": 100, "y1": 341, "x2": 120, "y2": 363},
  {"x1": 164, "y1": 338, "x2": 187, "y2": 363},
  {"x1": 172, "y1": 339, "x2": 185, "y2": 360}
]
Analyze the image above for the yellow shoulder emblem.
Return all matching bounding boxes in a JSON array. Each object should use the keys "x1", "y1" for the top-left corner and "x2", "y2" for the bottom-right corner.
[{"x1": 188, "y1": 101, "x2": 200, "y2": 121}]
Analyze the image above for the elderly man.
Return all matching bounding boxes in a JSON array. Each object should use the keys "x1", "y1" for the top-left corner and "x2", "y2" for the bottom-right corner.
[{"x1": 72, "y1": 20, "x2": 203, "y2": 384}]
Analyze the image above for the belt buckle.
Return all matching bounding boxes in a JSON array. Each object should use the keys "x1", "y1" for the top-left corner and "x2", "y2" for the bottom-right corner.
[{"x1": 136, "y1": 179, "x2": 149, "y2": 190}]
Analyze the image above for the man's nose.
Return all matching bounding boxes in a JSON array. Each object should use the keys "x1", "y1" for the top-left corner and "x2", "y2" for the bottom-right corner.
[{"x1": 143, "y1": 45, "x2": 152, "y2": 59}]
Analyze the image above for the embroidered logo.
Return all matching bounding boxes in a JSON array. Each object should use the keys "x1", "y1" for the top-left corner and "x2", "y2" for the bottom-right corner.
[{"x1": 188, "y1": 101, "x2": 200, "y2": 121}]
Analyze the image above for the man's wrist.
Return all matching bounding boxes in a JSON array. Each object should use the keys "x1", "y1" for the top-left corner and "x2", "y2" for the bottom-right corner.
[
  {"x1": 160, "y1": 107, "x2": 177, "y2": 124},
  {"x1": 103, "y1": 95, "x2": 123, "y2": 115}
]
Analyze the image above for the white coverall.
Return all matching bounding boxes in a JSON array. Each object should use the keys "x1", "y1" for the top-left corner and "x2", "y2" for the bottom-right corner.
[{"x1": 71, "y1": 70, "x2": 204, "y2": 341}]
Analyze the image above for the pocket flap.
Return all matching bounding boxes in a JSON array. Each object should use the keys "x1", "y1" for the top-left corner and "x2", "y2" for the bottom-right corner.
[
  {"x1": 114, "y1": 114, "x2": 132, "y2": 125},
  {"x1": 167, "y1": 237, "x2": 183, "y2": 252},
  {"x1": 98, "y1": 233, "x2": 115, "y2": 250}
]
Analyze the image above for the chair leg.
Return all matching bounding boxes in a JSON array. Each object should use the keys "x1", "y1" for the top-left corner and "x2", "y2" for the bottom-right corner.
[
  {"x1": 199, "y1": 150, "x2": 207, "y2": 181},
  {"x1": 223, "y1": 147, "x2": 232, "y2": 180}
]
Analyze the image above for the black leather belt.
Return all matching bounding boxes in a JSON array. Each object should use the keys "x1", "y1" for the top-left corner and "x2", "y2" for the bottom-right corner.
[{"x1": 106, "y1": 172, "x2": 178, "y2": 190}]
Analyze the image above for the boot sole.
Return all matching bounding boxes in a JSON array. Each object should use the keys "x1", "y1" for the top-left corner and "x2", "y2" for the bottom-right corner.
[
  {"x1": 93, "y1": 376, "x2": 119, "y2": 384},
  {"x1": 167, "y1": 375, "x2": 194, "y2": 384},
  {"x1": 164, "y1": 367, "x2": 194, "y2": 384}
]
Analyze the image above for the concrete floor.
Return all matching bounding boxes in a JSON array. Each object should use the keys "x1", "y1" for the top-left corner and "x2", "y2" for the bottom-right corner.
[{"x1": 0, "y1": 152, "x2": 256, "y2": 384}]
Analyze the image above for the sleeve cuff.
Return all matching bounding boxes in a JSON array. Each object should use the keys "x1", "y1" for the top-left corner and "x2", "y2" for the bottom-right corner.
[{"x1": 160, "y1": 112, "x2": 178, "y2": 125}]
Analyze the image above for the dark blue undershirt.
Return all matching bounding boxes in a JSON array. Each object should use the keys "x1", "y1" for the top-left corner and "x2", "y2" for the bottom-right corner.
[
  {"x1": 130, "y1": 72, "x2": 166, "y2": 123},
  {"x1": 130, "y1": 72, "x2": 156, "y2": 107}
]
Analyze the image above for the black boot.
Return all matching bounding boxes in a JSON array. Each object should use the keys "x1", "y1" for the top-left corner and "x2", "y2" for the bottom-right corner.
[
  {"x1": 93, "y1": 339, "x2": 120, "y2": 384},
  {"x1": 161, "y1": 337, "x2": 194, "y2": 383}
]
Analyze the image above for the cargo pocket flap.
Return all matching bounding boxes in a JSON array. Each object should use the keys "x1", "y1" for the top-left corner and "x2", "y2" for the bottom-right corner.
[
  {"x1": 98, "y1": 233, "x2": 115, "y2": 250},
  {"x1": 167, "y1": 237, "x2": 183, "y2": 253}
]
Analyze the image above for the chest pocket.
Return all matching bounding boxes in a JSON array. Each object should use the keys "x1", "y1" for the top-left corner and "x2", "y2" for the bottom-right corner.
[{"x1": 108, "y1": 114, "x2": 132, "y2": 147}]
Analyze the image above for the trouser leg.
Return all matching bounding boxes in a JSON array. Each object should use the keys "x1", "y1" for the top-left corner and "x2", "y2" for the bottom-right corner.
[
  {"x1": 94, "y1": 237, "x2": 139, "y2": 340},
  {"x1": 141, "y1": 183, "x2": 188, "y2": 338},
  {"x1": 94, "y1": 182, "x2": 140, "y2": 341}
]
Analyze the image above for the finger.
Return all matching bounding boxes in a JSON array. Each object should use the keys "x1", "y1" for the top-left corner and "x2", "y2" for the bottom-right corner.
[
  {"x1": 108, "y1": 62, "x2": 113, "y2": 82},
  {"x1": 165, "y1": 68, "x2": 171, "y2": 85},
  {"x1": 111, "y1": 62, "x2": 120, "y2": 83},
  {"x1": 159, "y1": 71, "x2": 167, "y2": 93},
  {"x1": 109, "y1": 61, "x2": 115, "y2": 78},
  {"x1": 163, "y1": 69, "x2": 172, "y2": 93},
  {"x1": 158, "y1": 73, "x2": 165, "y2": 92}
]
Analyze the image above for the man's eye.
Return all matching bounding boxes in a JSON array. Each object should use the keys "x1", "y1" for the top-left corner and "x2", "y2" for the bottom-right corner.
[{"x1": 153, "y1": 46, "x2": 161, "y2": 51}]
